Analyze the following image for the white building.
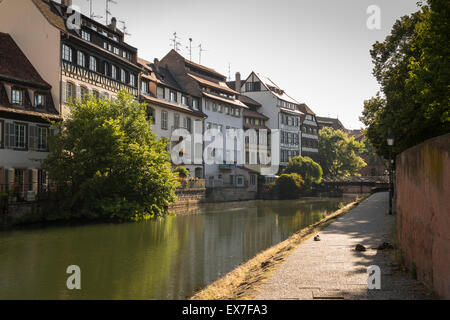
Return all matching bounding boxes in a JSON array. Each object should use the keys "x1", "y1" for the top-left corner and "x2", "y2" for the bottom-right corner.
[{"x1": 238, "y1": 72, "x2": 304, "y2": 169}]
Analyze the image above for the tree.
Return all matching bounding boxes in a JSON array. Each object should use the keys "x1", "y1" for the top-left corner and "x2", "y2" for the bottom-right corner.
[
  {"x1": 361, "y1": 1, "x2": 449, "y2": 158},
  {"x1": 42, "y1": 91, "x2": 178, "y2": 221},
  {"x1": 273, "y1": 173, "x2": 304, "y2": 200},
  {"x1": 173, "y1": 166, "x2": 189, "y2": 179},
  {"x1": 318, "y1": 127, "x2": 367, "y2": 179},
  {"x1": 283, "y1": 156, "x2": 322, "y2": 191}
]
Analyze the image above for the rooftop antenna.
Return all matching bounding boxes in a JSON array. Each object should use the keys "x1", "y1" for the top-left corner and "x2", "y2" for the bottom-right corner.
[
  {"x1": 169, "y1": 32, "x2": 181, "y2": 52},
  {"x1": 105, "y1": 0, "x2": 117, "y2": 25},
  {"x1": 228, "y1": 63, "x2": 231, "y2": 80},
  {"x1": 119, "y1": 20, "x2": 131, "y2": 37},
  {"x1": 188, "y1": 38, "x2": 193, "y2": 61},
  {"x1": 198, "y1": 44, "x2": 207, "y2": 64},
  {"x1": 87, "y1": 0, "x2": 103, "y2": 20}
]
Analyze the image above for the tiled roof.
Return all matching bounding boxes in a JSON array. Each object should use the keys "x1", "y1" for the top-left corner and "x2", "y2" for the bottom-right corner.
[
  {"x1": 255, "y1": 73, "x2": 301, "y2": 105},
  {"x1": 188, "y1": 72, "x2": 239, "y2": 96},
  {"x1": 298, "y1": 103, "x2": 316, "y2": 115},
  {"x1": 184, "y1": 58, "x2": 226, "y2": 80},
  {"x1": 141, "y1": 95, "x2": 206, "y2": 118},
  {"x1": 0, "y1": 32, "x2": 51, "y2": 89},
  {"x1": 238, "y1": 95, "x2": 262, "y2": 108},
  {"x1": 243, "y1": 109, "x2": 269, "y2": 120},
  {"x1": 31, "y1": 0, "x2": 68, "y2": 32},
  {"x1": 202, "y1": 92, "x2": 248, "y2": 109}
]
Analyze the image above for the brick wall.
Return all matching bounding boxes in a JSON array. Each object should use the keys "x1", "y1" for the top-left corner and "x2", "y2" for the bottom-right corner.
[{"x1": 396, "y1": 133, "x2": 450, "y2": 299}]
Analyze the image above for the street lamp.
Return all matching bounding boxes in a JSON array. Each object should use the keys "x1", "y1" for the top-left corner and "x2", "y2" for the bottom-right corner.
[{"x1": 387, "y1": 130, "x2": 394, "y2": 215}]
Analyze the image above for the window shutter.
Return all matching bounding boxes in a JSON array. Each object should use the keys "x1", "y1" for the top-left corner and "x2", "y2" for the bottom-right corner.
[
  {"x1": 4, "y1": 122, "x2": 10, "y2": 148},
  {"x1": 76, "y1": 85, "x2": 81, "y2": 100},
  {"x1": 29, "y1": 126, "x2": 37, "y2": 151},
  {"x1": 7, "y1": 123, "x2": 15, "y2": 149},
  {"x1": 62, "y1": 81, "x2": 67, "y2": 103}
]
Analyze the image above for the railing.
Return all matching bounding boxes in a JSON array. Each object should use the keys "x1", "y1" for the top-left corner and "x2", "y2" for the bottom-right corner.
[
  {"x1": 177, "y1": 179, "x2": 206, "y2": 190},
  {"x1": 206, "y1": 179, "x2": 249, "y2": 189}
]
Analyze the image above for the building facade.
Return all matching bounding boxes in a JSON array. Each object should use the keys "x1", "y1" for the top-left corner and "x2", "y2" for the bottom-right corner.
[
  {"x1": 298, "y1": 103, "x2": 319, "y2": 161},
  {"x1": 138, "y1": 57, "x2": 206, "y2": 178},
  {"x1": 238, "y1": 72, "x2": 303, "y2": 170},
  {"x1": 0, "y1": 32, "x2": 61, "y2": 200}
]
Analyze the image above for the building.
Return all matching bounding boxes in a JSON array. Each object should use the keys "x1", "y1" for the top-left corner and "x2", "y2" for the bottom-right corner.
[
  {"x1": 158, "y1": 50, "x2": 257, "y2": 194},
  {"x1": 0, "y1": 32, "x2": 61, "y2": 200},
  {"x1": 0, "y1": 0, "x2": 142, "y2": 118},
  {"x1": 138, "y1": 57, "x2": 206, "y2": 178},
  {"x1": 237, "y1": 72, "x2": 303, "y2": 170},
  {"x1": 298, "y1": 103, "x2": 319, "y2": 161}
]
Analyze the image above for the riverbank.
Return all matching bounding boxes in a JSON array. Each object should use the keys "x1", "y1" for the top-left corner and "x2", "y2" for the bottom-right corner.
[{"x1": 190, "y1": 194, "x2": 370, "y2": 300}]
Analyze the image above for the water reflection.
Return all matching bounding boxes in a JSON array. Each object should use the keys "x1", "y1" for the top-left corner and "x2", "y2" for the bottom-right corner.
[{"x1": 0, "y1": 196, "x2": 356, "y2": 300}]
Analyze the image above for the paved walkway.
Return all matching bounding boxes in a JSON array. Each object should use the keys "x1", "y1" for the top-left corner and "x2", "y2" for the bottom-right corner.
[{"x1": 256, "y1": 192, "x2": 431, "y2": 300}]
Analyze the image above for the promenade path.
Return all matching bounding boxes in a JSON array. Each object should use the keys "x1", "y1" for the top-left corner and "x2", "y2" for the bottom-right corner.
[{"x1": 256, "y1": 192, "x2": 432, "y2": 300}]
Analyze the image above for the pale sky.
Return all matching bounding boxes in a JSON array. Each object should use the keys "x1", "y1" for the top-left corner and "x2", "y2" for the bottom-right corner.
[{"x1": 74, "y1": 0, "x2": 420, "y2": 130}]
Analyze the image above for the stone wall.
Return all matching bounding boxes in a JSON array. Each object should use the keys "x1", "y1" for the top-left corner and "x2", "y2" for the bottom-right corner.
[
  {"x1": 396, "y1": 133, "x2": 450, "y2": 299},
  {"x1": 205, "y1": 188, "x2": 257, "y2": 203}
]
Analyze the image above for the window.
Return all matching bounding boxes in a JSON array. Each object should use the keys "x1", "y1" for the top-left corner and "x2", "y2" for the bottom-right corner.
[
  {"x1": 89, "y1": 56, "x2": 97, "y2": 71},
  {"x1": 80, "y1": 86, "x2": 88, "y2": 100},
  {"x1": 103, "y1": 42, "x2": 108, "y2": 50},
  {"x1": 38, "y1": 126, "x2": 49, "y2": 151},
  {"x1": 34, "y1": 93, "x2": 45, "y2": 108},
  {"x1": 11, "y1": 88, "x2": 23, "y2": 105},
  {"x1": 92, "y1": 90, "x2": 100, "y2": 99},
  {"x1": 111, "y1": 65, "x2": 117, "y2": 79},
  {"x1": 15, "y1": 123, "x2": 27, "y2": 149},
  {"x1": 174, "y1": 114, "x2": 180, "y2": 129},
  {"x1": 66, "y1": 82, "x2": 75, "y2": 102},
  {"x1": 81, "y1": 30, "x2": 91, "y2": 42},
  {"x1": 62, "y1": 44, "x2": 72, "y2": 62},
  {"x1": 181, "y1": 95, "x2": 188, "y2": 106},
  {"x1": 141, "y1": 81, "x2": 149, "y2": 94},
  {"x1": 129, "y1": 74, "x2": 136, "y2": 87},
  {"x1": 161, "y1": 111, "x2": 168, "y2": 130},
  {"x1": 121, "y1": 69, "x2": 126, "y2": 83},
  {"x1": 157, "y1": 86, "x2": 165, "y2": 99},
  {"x1": 113, "y1": 47, "x2": 120, "y2": 55},
  {"x1": 193, "y1": 98, "x2": 199, "y2": 110},
  {"x1": 77, "y1": 51, "x2": 85, "y2": 67},
  {"x1": 169, "y1": 91, "x2": 177, "y2": 103}
]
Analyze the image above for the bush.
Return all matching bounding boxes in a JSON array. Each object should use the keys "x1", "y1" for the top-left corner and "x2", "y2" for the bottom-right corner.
[
  {"x1": 173, "y1": 166, "x2": 189, "y2": 179},
  {"x1": 274, "y1": 173, "x2": 305, "y2": 199},
  {"x1": 283, "y1": 156, "x2": 322, "y2": 191}
]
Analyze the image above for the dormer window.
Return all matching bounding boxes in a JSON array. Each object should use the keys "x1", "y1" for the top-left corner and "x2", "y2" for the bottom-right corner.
[
  {"x1": 193, "y1": 98, "x2": 199, "y2": 110},
  {"x1": 81, "y1": 30, "x2": 91, "y2": 42},
  {"x1": 34, "y1": 93, "x2": 46, "y2": 108},
  {"x1": 169, "y1": 91, "x2": 177, "y2": 103},
  {"x1": 181, "y1": 95, "x2": 188, "y2": 106},
  {"x1": 11, "y1": 88, "x2": 23, "y2": 105}
]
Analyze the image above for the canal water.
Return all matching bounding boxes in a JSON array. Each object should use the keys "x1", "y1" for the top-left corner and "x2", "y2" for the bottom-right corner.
[{"x1": 0, "y1": 196, "x2": 356, "y2": 300}]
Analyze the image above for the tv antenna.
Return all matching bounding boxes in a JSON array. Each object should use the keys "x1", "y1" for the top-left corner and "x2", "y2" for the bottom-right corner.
[
  {"x1": 170, "y1": 32, "x2": 181, "y2": 52},
  {"x1": 186, "y1": 38, "x2": 193, "y2": 61},
  {"x1": 87, "y1": 0, "x2": 103, "y2": 20},
  {"x1": 105, "y1": 0, "x2": 117, "y2": 25},
  {"x1": 228, "y1": 63, "x2": 231, "y2": 80},
  {"x1": 119, "y1": 20, "x2": 131, "y2": 37},
  {"x1": 198, "y1": 44, "x2": 207, "y2": 64}
]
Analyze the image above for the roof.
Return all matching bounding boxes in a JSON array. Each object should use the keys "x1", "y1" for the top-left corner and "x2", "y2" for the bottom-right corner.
[
  {"x1": 0, "y1": 33, "x2": 51, "y2": 89},
  {"x1": 238, "y1": 95, "x2": 262, "y2": 108},
  {"x1": 298, "y1": 103, "x2": 315, "y2": 115},
  {"x1": 280, "y1": 107, "x2": 304, "y2": 116},
  {"x1": 316, "y1": 116, "x2": 346, "y2": 130},
  {"x1": 31, "y1": 0, "x2": 68, "y2": 32},
  {"x1": 188, "y1": 72, "x2": 239, "y2": 96},
  {"x1": 243, "y1": 109, "x2": 269, "y2": 120},
  {"x1": 202, "y1": 92, "x2": 248, "y2": 109},
  {"x1": 184, "y1": 58, "x2": 226, "y2": 80},
  {"x1": 250, "y1": 72, "x2": 301, "y2": 105},
  {"x1": 141, "y1": 95, "x2": 206, "y2": 118}
]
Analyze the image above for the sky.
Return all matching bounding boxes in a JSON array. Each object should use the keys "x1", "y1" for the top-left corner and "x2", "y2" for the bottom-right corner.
[{"x1": 73, "y1": 0, "x2": 421, "y2": 130}]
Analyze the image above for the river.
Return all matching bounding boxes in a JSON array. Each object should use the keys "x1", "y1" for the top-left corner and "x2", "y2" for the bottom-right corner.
[{"x1": 0, "y1": 196, "x2": 356, "y2": 300}]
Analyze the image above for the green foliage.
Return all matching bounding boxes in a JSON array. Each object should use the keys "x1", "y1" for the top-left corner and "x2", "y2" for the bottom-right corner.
[
  {"x1": 173, "y1": 166, "x2": 189, "y2": 178},
  {"x1": 318, "y1": 127, "x2": 367, "y2": 179},
  {"x1": 42, "y1": 90, "x2": 178, "y2": 221},
  {"x1": 274, "y1": 173, "x2": 304, "y2": 200},
  {"x1": 283, "y1": 156, "x2": 322, "y2": 191},
  {"x1": 361, "y1": 0, "x2": 449, "y2": 158}
]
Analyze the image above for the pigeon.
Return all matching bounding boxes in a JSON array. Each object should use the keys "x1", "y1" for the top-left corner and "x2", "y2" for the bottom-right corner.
[
  {"x1": 355, "y1": 244, "x2": 366, "y2": 251},
  {"x1": 314, "y1": 235, "x2": 321, "y2": 241}
]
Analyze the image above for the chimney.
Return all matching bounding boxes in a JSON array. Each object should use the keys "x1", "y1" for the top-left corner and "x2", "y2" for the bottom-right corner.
[
  {"x1": 153, "y1": 58, "x2": 160, "y2": 72},
  {"x1": 235, "y1": 72, "x2": 241, "y2": 93},
  {"x1": 61, "y1": 0, "x2": 72, "y2": 7},
  {"x1": 110, "y1": 17, "x2": 117, "y2": 31}
]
